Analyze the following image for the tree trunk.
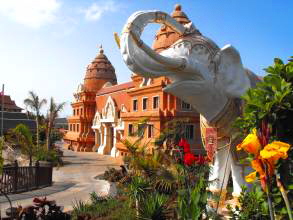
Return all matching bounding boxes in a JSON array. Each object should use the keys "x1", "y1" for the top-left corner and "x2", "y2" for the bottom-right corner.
[
  {"x1": 36, "y1": 115, "x2": 39, "y2": 149},
  {"x1": 46, "y1": 121, "x2": 51, "y2": 151}
]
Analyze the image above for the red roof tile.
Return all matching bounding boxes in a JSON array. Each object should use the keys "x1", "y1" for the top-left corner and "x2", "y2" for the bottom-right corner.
[{"x1": 96, "y1": 81, "x2": 134, "y2": 96}]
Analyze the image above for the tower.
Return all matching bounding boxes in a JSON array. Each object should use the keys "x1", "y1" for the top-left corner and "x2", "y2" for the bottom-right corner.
[{"x1": 64, "y1": 46, "x2": 117, "y2": 151}]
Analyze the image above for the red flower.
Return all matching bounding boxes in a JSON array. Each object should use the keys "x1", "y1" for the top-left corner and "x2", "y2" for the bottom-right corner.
[
  {"x1": 184, "y1": 154, "x2": 209, "y2": 166},
  {"x1": 184, "y1": 153, "x2": 197, "y2": 166},
  {"x1": 178, "y1": 138, "x2": 191, "y2": 153}
]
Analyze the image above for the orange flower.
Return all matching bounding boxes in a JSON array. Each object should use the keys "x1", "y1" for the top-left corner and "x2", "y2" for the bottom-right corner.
[
  {"x1": 245, "y1": 158, "x2": 267, "y2": 189},
  {"x1": 260, "y1": 141, "x2": 291, "y2": 163},
  {"x1": 245, "y1": 171, "x2": 257, "y2": 183},
  {"x1": 237, "y1": 129, "x2": 261, "y2": 155}
]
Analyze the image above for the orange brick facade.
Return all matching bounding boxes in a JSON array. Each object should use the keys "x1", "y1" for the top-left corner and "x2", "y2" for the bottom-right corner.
[{"x1": 64, "y1": 5, "x2": 204, "y2": 157}]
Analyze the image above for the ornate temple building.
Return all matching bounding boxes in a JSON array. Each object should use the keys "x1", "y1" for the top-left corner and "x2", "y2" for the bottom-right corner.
[{"x1": 64, "y1": 5, "x2": 204, "y2": 157}]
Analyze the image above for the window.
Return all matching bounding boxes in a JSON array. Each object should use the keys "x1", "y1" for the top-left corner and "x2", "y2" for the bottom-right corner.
[
  {"x1": 142, "y1": 97, "x2": 148, "y2": 111},
  {"x1": 77, "y1": 124, "x2": 79, "y2": 132},
  {"x1": 153, "y1": 96, "x2": 159, "y2": 109},
  {"x1": 73, "y1": 124, "x2": 76, "y2": 132},
  {"x1": 77, "y1": 109, "x2": 79, "y2": 115},
  {"x1": 69, "y1": 124, "x2": 72, "y2": 131},
  {"x1": 133, "y1": 99, "x2": 138, "y2": 111},
  {"x1": 73, "y1": 109, "x2": 76, "y2": 115},
  {"x1": 138, "y1": 124, "x2": 145, "y2": 137},
  {"x1": 128, "y1": 124, "x2": 134, "y2": 136},
  {"x1": 147, "y1": 124, "x2": 154, "y2": 138},
  {"x1": 184, "y1": 125, "x2": 194, "y2": 140},
  {"x1": 181, "y1": 101, "x2": 191, "y2": 110}
]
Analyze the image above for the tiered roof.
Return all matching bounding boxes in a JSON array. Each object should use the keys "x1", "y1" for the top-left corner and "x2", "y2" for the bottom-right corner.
[
  {"x1": 152, "y1": 4, "x2": 193, "y2": 52},
  {"x1": 0, "y1": 95, "x2": 22, "y2": 112},
  {"x1": 84, "y1": 46, "x2": 117, "y2": 92}
]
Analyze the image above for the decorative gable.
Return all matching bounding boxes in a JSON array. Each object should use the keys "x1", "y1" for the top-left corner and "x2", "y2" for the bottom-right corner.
[{"x1": 101, "y1": 96, "x2": 117, "y2": 122}]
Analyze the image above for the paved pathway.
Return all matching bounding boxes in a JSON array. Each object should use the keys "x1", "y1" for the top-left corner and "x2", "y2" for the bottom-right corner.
[{"x1": 0, "y1": 147, "x2": 120, "y2": 215}]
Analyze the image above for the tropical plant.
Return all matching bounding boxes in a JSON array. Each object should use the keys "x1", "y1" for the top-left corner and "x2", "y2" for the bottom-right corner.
[
  {"x1": 24, "y1": 91, "x2": 47, "y2": 149},
  {"x1": 227, "y1": 185, "x2": 269, "y2": 220},
  {"x1": 138, "y1": 193, "x2": 170, "y2": 220},
  {"x1": 46, "y1": 97, "x2": 65, "y2": 150},
  {"x1": 235, "y1": 56, "x2": 293, "y2": 219},
  {"x1": 11, "y1": 124, "x2": 35, "y2": 166},
  {"x1": 177, "y1": 177, "x2": 209, "y2": 220},
  {"x1": 128, "y1": 175, "x2": 150, "y2": 214},
  {"x1": 34, "y1": 146, "x2": 62, "y2": 166},
  {"x1": 121, "y1": 118, "x2": 212, "y2": 220},
  {"x1": 71, "y1": 195, "x2": 134, "y2": 219}
]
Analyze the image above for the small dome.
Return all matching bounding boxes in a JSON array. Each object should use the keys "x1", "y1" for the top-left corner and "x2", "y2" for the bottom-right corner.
[
  {"x1": 152, "y1": 4, "x2": 197, "y2": 52},
  {"x1": 84, "y1": 46, "x2": 117, "y2": 92}
]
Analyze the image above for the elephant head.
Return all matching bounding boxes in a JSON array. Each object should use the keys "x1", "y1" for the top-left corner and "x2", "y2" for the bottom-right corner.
[{"x1": 120, "y1": 9, "x2": 252, "y2": 124}]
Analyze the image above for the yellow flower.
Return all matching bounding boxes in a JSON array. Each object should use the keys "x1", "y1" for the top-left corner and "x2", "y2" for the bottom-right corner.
[
  {"x1": 245, "y1": 171, "x2": 257, "y2": 183},
  {"x1": 260, "y1": 141, "x2": 291, "y2": 162},
  {"x1": 237, "y1": 128, "x2": 261, "y2": 155}
]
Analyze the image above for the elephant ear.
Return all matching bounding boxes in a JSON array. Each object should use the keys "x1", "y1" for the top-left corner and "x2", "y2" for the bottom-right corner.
[{"x1": 216, "y1": 44, "x2": 251, "y2": 98}]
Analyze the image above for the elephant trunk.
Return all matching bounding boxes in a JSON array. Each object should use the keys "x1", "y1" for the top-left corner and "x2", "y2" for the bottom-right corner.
[{"x1": 120, "y1": 11, "x2": 188, "y2": 76}]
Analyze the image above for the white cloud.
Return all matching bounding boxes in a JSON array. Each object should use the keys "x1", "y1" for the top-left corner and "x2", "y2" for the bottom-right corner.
[
  {"x1": 84, "y1": 1, "x2": 117, "y2": 21},
  {"x1": 0, "y1": 0, "x2": 61, "y2": 28}
]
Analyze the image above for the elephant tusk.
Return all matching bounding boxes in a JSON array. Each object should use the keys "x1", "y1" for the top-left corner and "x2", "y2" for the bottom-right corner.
[{"x1": 129, "y1": 30, "x2": 187, "y2": 71}]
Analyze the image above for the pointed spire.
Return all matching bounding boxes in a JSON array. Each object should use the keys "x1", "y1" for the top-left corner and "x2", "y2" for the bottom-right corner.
[
  {"x1": 99, "y1": 44, "x2": 104, "y2": 54},
  {"x1": 171, "y1": 4, "x2": 190, "y2": 23},
  {"x1": 174, "y1": 4, "x2": 181, "y2": 11}
]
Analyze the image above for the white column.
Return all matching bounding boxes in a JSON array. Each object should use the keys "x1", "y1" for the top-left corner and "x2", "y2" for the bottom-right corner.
[
  {"x1": 98, "y1": 124, "x2": 107, "y2": 154},
  {"x1": 99, "y1": 128, "x2": 103, "y2": 148},
  {"x1": 110, "y1": 126, "x2": 118, "y2": 157}
]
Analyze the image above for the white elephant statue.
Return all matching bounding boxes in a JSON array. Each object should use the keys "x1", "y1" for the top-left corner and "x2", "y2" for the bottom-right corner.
[{"x1": 119, "y1": 10, "x2": 260, "y2": 197}]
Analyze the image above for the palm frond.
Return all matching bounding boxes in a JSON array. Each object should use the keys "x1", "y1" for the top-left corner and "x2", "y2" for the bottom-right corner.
[{"x1": 13, "y1": 124, "x2": 33, "y2": 145}]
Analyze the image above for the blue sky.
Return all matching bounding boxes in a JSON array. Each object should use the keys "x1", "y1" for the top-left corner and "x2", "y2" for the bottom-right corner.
[{"x1": 0, "y1": 0, "x2": 292, "y2": 116}]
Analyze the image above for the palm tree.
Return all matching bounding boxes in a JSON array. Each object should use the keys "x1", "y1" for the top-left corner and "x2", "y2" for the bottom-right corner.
[
  {"x1": 24, "y1": 91, "x2": 47, "y2": 149},
  {"x1": 46, "y1": 98, "x2": 66, "y2": 150},
  {"x1": 12, "y1": 124, "x2": 34, "y2": 166}
]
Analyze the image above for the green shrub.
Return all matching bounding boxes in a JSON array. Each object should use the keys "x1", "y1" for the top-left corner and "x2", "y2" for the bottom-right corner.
[
  {"x1": 34, "y1": 146, "x2": 62, "y2": 166},
  {"x1": 235, "y1": 56, "x2": 293, "y2": 219},
  {"x1": 71, "y1": 193, "x2": 136, "y2": 220}
]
